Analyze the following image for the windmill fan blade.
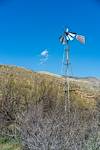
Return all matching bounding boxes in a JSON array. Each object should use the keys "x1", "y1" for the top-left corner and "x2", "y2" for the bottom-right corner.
[
  {"x1": 69, "y1": 32, "x2": 76, "y2": 38},
  {"x1": 59, "y1": 35, "x2": 66, "y2": 44},
  {"x1": 66, "y1": 36, "x2": 69, "y2": 41},
  {"x1": 59, "y1": 36, "x2": 63, "y2": 42},
  {"x1": 68, "y1": 34, "x2": 74, "y2": 41},
  {"x1": 65, "y1": 28, "x2": 69, "y2": 32},
  {"x1": 70, "y1": 32, "x2": 77, "y2": 35}
]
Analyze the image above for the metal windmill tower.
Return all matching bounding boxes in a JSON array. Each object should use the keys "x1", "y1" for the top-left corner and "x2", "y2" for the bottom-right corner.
[{"x1": 59, "y1": 28, "x2": 85, "y2": 113}]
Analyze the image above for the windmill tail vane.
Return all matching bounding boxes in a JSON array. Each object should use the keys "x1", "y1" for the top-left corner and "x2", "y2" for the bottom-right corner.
[
  {"x1": 59, "y1": 28, "x2": 85, "y2": 44},
  {"x1": 76, "y1": 34, "x2": 85, "y2": 44}
]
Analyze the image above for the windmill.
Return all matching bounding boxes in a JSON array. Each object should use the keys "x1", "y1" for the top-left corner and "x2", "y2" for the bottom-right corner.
[{"x1": 59, "y1": 28, "x2": 85, "y2": 113}]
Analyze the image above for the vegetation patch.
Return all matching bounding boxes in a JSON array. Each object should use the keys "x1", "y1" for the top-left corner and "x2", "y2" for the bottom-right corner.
[{"x1": 0, "y1": 137, "x2": 21, "y2": 150}]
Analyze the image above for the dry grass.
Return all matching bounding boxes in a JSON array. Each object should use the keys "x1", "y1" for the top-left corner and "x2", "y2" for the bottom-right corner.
[{"x1": 0, "y1": 65, "x2": 100, "y2": 149}]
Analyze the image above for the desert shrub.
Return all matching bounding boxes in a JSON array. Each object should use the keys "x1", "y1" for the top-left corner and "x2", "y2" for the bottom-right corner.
[{"x1": 16, "y1": 100, "x2": 99, "y2": 150}]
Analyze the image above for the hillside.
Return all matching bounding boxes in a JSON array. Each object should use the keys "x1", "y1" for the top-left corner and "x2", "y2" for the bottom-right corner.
[
  {"x1": 0, "y1": 65, "x2": 100, "y2": 109},
  {"x1": 0, "y1": 65, "x2": 100, "y2": 150}
]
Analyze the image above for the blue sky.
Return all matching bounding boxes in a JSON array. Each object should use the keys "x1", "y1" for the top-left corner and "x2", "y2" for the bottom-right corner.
[{"x1": 0, "y1": 0, "x2": 100, "y2": 77}]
